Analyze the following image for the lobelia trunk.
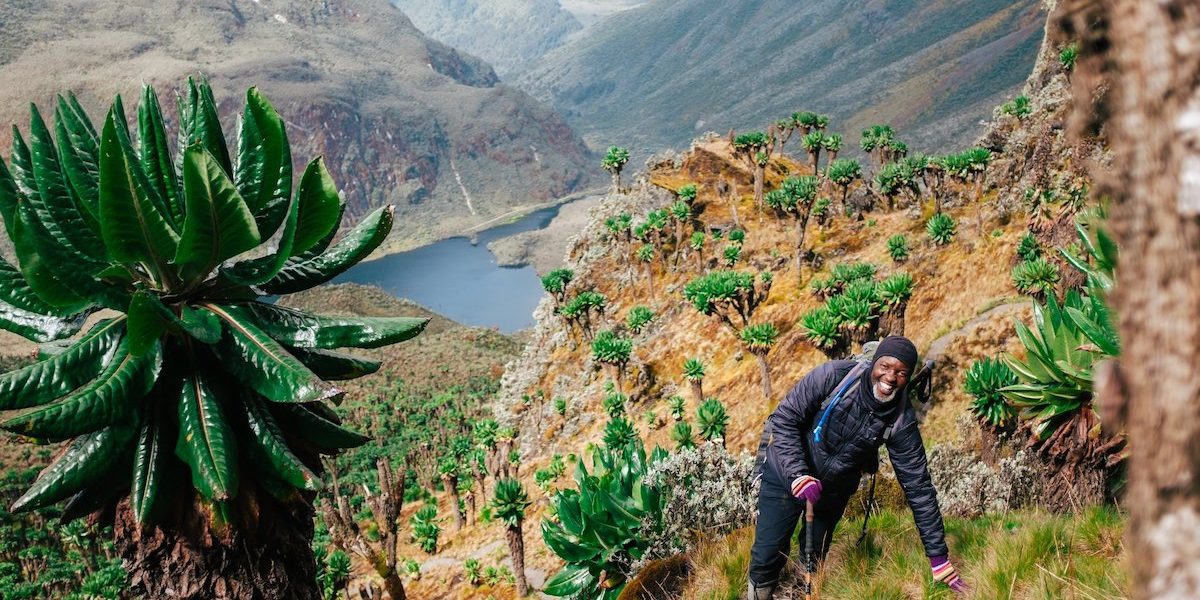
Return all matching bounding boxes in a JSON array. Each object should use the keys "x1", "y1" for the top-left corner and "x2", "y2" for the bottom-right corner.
[
  {"x1": 442, "y1": 474, "x2": 464, "y2": 532},
  {"x1": 1059, "y1": 0, "x2": 1200, "y2": 597},
  {"x1": 114, "y1": 487, "x2": 320, "y2": 600},
  {"x1": 753, "y1": 164, "x2": 765, "y2": 211},
  {"x1": 690, "y1": 379, "x2": 703, "y2": 405},
  {"x1": 611, "y1": 170, "x2": 621, "y2": 195},
  {"x1": 506, "y1": 524, "x2": 529, "y2": 597},
  {"x1": 754, "y1": 351, "x2": 772, "y2": 399}
]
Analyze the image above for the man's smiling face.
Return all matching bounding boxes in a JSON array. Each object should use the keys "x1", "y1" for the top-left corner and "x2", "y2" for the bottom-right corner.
[{"x1": 870, "y1": 355, "x2": 910, "y2": 402}]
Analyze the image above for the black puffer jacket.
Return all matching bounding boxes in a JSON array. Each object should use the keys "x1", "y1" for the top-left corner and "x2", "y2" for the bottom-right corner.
[{"x1": 757, "y1": 360, "x2": 948, "y2": 557}]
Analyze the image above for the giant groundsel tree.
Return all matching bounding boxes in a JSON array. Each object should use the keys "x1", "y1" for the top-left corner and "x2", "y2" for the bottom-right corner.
[{"x1": 0, "y1": 79, "x2": 426, "y2": 599}]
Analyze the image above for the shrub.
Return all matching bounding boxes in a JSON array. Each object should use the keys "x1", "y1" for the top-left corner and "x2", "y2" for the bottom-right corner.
[
  {"x1": 410, "y1": 505, "x2": 440, "y2": 554},
  {"x1": 1059, "y1": 43, "x2": 1079, "y2": 71},
  {"x1": 728, "y1": 229, "x2": 746, "y2": 245},
  {"x1": 722, "y1": 244, "x2": 742, "y2": 266},
  {"x1": 800, "y1": 307, "x2": 842, "y2": 350},
  {"x1": 878, "y1": 273, "x2": 914, "y2": 308},
  {"x1": 603, "y1": 417, "x2": 639, "y2": 449},
  {"x1": 696, "y1": 398, "x2": 729, "y2": 442},
  {"x1": 641, "y1": 444, "x2": 759, "y2": 562},
  {"x1": 1000, "y1": 95, "x2": 1032, "y2": 118},
  {"x1": 926, "y1": 213, "x2": 957, "y2": 245},
  {"x1": 541, "y1": 268, "x2": 574, "y2": 296},
  {"x1": 964, "y1": 358, "x2": 1018, "y2": 428},
  {"x1": 464, "y1": 559, "x2": 482, "y2": 586},
  {"x1": 671, "y1": 421, "x2": 696, "y2": 450},
  {"x1": 626, "y1": 306, "x2": 655, "y2": 333},
  {"x1": 928, "y1": 441, "x2": 1043, "y2": 518},
  {"x1": 554, "y1": 397, "x2": 568, "y2": 416},
  {"x1": 1017, "y1": 233, "x2": 1042, "y2": 262},
  {"x1": 677, "y1": 183, "x2": 698, "y2": 203},
  {"x1": 811, "y1": 197, "x2": 831, "y2": 220},
  {"x1": 602, "y1": 391, "x2": 628, "y2": 419},
  {"x1": 1011, "y1": 257, "x2": 1061, "y2": 297},
  {"x1": 667, "y1": 395, "x2": 686, "y2": 421},
  {"x1": 542, "y1": 440, "x2": 668, "y2": 599},
  {"x1": 591, "y1": 330, "x2": 633, "y2": 366},
  {"x1": 887, "y1": 234, "x2": 910, "y2": 262}
]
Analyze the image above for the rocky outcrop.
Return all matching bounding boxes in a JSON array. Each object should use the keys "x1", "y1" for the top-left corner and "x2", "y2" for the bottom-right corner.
[{"x1": 0, "y1": 0, "x2": 596, "y2": 252}]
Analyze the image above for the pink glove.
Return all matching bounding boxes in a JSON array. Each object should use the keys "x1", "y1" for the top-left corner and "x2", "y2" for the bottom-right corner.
[
  {"x1": 931, "y1": 556, "x2": 968, "y2": 594},
  {"x1": 790, "y1": 475, "x2": 822, "y2": 504}
]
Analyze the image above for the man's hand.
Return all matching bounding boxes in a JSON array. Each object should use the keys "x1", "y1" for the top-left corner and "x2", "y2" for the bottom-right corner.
[
  {"x1": 790, "y1": 475, "x2": 822, "y2": 504},
  {"x1": 930, "y1": 556, "x2": 968, "y2": 594}
]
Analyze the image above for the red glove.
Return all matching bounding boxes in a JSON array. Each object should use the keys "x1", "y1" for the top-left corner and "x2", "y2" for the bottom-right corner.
[
  {"x1": 931, "y1": 556, "x2": 968, "y2": 594},
  {"x1": 790, "y1": 475, "x2": 822, "y2": 504}
]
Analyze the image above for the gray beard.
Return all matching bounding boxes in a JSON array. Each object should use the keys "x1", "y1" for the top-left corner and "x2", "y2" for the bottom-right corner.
[{"x1": 872, "y1": 381, "x2": 897, "y2": 403}]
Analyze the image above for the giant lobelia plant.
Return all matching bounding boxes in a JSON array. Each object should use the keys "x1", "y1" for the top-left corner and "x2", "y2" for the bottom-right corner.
[{"x1": 0, "y1": 79, "x2": 425, "y2": 598}]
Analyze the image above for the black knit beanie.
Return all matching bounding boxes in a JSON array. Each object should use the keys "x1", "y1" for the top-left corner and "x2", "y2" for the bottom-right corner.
[{"x1": 874, "y1": 335, "x2": 918, "y2": 371}]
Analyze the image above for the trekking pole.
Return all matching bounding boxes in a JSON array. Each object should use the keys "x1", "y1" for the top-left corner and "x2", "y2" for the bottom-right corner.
[{"x1": 804, "y1": 498, "x2": 816, "y2": 599}]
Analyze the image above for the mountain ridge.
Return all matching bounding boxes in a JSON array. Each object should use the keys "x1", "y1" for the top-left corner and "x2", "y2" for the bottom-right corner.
[{"x1": 0, "y1": 0, "x2": 597, "y2": 252}]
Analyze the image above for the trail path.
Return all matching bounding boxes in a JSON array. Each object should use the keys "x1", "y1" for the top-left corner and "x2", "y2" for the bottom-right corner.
[{"x1": 923, "y1": 300, "x2": 1029, "y2": 363}]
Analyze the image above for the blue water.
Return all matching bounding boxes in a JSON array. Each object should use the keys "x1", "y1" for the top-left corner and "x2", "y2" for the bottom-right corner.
[{"x1": 331, "y1": 204, "x2": 568, "y2": 333}]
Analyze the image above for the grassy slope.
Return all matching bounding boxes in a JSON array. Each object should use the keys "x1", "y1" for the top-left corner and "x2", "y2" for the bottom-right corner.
[{"x1": 685, "y1": 506, "x2": 1127, "y2": 599}]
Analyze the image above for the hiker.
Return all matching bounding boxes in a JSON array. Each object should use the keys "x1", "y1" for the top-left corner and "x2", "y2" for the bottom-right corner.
[{"x1": 747, "y1": 336, "x2": 967, "y2": 598}]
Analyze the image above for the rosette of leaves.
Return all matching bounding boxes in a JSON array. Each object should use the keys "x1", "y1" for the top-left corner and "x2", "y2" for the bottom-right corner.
[
  {"x1": 603, "y1": 417, "x2": 638, "y2": 449},
  {"x1": 809, "y1": 277, "x2": 835, "y2": 298},
  {"x1": 541, "y1": 268, "x2": 574, "y2": 307},
  {"x1": 591, "y1": 330, "x2": 632, "y2": 379},
  {"x1": 811, "y1": 197, "x2": 831, "y2": 224},
  {"x1": 671, "y1": 421, "x2": 696, "y2": 450},
  {"x1": 554, "y1": 397, "x2": 568, "y2": 416},
  {"x1": 1058, "y1": 217, "x2": 1117, "y2": 293},
  {"x1": 410, "y1": 505, "x2": 440, "y2": 554},
  {"x1": 542, "y1": 441, "x2": 667, "y2": 600},
  {"x1": 626, "y1": 306, "x2": 655, "y2": 333},
  {"x1": 878, "y1": 273, "x2": 914, "y2": 309},
  {"x1": 800, "y1": 307, "x2": 842, "y2": 351},
  {"x1": 1000, "y1": 95, "x2": 1032, "y2": 119},
  {"x1": 602, "y1": 146, "x2": 630, "y2": 177},
  {"x1": 1012, "y1": 257, "x2": 1061, "y2": 298},
  {"x1": 964, "y1": 358, "x2": 1018, "y2": 428},
  {"x1": 1059, "y1": 43, "x2": 1079, "y2": 72},
  {"x1": 1017, "y1": 233, "x2": 1042, "y2": 262},
  {"x1": 474, "y1": 419, "x2": 500, "y2": 450},
  {"x1": 683, "y1": 358, "x2": 705, "y2": 382},
  {"x1": 722, "y1": 244, "x2": 742, "y2": 266},
  {"x1": 667, "y1": 396, "x2": 686, "y2": 422},
  {"x1": 926, "y1": 213, "x2": 957, "y2": 245},
  {"x1": 842, "y1": 279, "x2": 881, "y2": 307},
  {"x1": 696, "y1": 398, "x2": 729, "y2": 443},
  {"x1": 677, "y1": 183, "x2": 698, "y2": 204},
  {"x1": 0, "y1": 79, "x2": 429, "y2": 534},
  {"x1": 829, "y1": 261, "x2": 876, "y2": 290},
  {"x1": 887, "y1": 234, "x2": 910, "y2": 262},
  {"x1": 602, "y1": 391, "x2": 628, "y2": 419},
  {"x1": 689, "y1": 231, "x2": 705, "y2": 251},
  {"x1": 728, "y1": 229, "x2": 746, "y2": 246},
  {"x1": 464, "y1": 558, "x2": 482, "y2": 586},
  {"x1": 1000, "y1": 288, "x2": 1120, "y2": 440}
]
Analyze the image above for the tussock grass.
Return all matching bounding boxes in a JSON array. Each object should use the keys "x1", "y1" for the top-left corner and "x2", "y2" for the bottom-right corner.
[{"x1": 682, "y1": 506, "x2": 1127, "y2": 600}]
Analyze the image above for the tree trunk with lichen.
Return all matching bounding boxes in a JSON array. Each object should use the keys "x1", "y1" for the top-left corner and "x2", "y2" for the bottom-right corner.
[
  {"x1": 690, "y1": 379, "x2": 703, "y2": 405},
  {"x1": 442, "y1": 473, "x2": 464, "y2": 532},
  {"x1": 506, "y1": 525, "x2": 529, "y2": 597},
  {"x1": 754, "y1": 351, "x2": 772, "y2": 399},
  {"x1": 1060, "y1": 1, "x2": 1200, "y2": 597}
]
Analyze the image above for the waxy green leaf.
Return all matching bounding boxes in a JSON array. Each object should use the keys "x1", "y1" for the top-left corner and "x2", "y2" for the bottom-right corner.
[
  {"x1": 175, "y1": 367, "x2": 238, "y2": 501},
  {"x1": 98, "y1": 96, "x2": 180, "y2": 285},
  {"x1": 243, "y1": 394, "x2": 321, "y2": 491},
  {"x1": 227, "y1": 302, "x2": 428, "y2": 349},
  {"x1": 268, "y1": 403, "x2": 369, "y2": 449},
  {"x1": 0, "y1": 318, "x2": 124, "y2": 410},
  {"x1": 260, "y1": 205, "x2": 393, "y2": 295},
  {"x1": 137, "y1": 85, "x2": 183, "y2": 228},
  {"x1": 236, "y1": 87, "x2": 291, "y2": 239},
  {"x1": 54, "y1": 93, "x2": 101, "y2": 215},
  {"x1": 1, "y1": 336, "x2": 160, "y2": 439},
  {"x1": 287, "y1": 346, "x2": 380, "y2": 381},
  {"x1": 10, "y1": 421, "x2": 138, "y2": 512},
  {"x1": 204, "y1": 303, "x2": 341, "y2": 404},
  {"x1": 175, "y1": 145, "x2": 261, "y2": 283}
]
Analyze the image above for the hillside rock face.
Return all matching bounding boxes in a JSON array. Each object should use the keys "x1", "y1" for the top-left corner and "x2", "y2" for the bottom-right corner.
[
  {"x1": 0, "y1": 0, "x2": 596, "y2": 252},
  {"x1": 520, "y1": 0, "x2": 1046, "y2": 155},
  {"x1": 391, "y1": 0, "x2": 582, "y2": 78}
]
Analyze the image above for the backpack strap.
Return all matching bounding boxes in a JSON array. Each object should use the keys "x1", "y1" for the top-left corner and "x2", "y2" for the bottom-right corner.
[{"x1": 812, "y1": 362, "x2": 870, "y2": 444}]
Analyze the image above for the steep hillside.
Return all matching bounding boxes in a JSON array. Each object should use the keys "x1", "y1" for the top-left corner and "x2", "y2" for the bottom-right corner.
[
  {"x1": 0, "y1": 0, "x2": 596, "y2": 252},
  {"x1": 558, "y1": 0, "x2": 648, "y2": 27},
  {"x1": 520, "y1": 0, "x2": 1044, "y2": 155},
  {"x1": 391, "y1": 0, "x2": 581, "y2": 78}
]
